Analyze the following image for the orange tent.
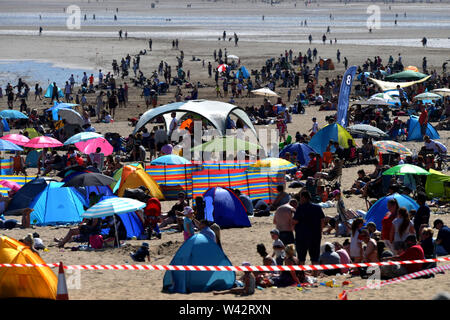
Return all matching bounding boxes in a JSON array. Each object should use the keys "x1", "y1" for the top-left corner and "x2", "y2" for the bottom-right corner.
[
  {"x1": 0, "y1": 235, "x2": 57, "y2": 299},
  {"x1": 117, "y1": 165, "x2": 164, "y2": 200}
]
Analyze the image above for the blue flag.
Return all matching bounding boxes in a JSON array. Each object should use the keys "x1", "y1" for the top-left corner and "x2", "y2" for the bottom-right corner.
[{"x1": 336, "y1": 66, "x2": 357, "y2": 127}]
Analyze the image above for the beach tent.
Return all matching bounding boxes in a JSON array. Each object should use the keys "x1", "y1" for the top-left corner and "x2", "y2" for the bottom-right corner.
[
  {"x1": 23, "y1": 128, "x2": 41, "y2": 139},
  {"x1": 368, "y1": 76, "x2": 431, "y2": 91},
  {"x1": 29, "y1": 182, "x2": 86, "y2": 226},
  {"x1": 132, "y1": 100, "x2": 258, "y2": 140},
  {"x1": 75, "y1": 185, "x2": 115, "y2": 207},
  {"x1": 364, "y1": 193, "x2": 419, "y2": 230},
  {"x1": 25, "y1": 150, "x2": 42, "y2": 168},
  {"x1": 117, "y1": 165, "x2": 164, "y2": 200},
  {"x1": 406, "y1": 115, "x2": 440, "y2": 141},
  {"x1": 425, "y1": 169, "x2": 450, "y2": 200},
  {"x1": 6, "y1": 177, "x2": 50, "y2": 213},
  {"x1": 44, "y1": 83, "x2": 64, "y2": 99},
  {"x1": 235, "y1": 66, "x2": 250, "y2": 79},
  {"x1": 162, "y1": 233, "x2": 235, "y2": 293},
  {"x1": 308, "y1": 123, "x2": 355, "y2": 156},
  {"x1": 279, "y1": 143, "x2": 316, "y2": 166},
  {"x1": 0, "y1": 235, "x2": 57, "y2": 299},
  {"x1": 115, "y1": 211, "x2": 145, "y2": 239},
  {"x1": 203, "y1": 186, "x2": 251, "y2": 228}
]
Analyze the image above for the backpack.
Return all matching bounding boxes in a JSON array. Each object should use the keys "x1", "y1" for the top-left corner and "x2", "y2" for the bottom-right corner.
[{"x1": 89, "y1": 235, "x2": 104, "y2": 249}]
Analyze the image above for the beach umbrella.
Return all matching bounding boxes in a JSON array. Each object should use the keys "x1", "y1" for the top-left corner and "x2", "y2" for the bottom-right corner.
[
  {"x1": 385, "y1": 70, "x2": 428, "y2": 81},
  {"x1": 62, "y1": 172, "x2": 116, "y2": 187},
  {"x1": 404, "y1": 66, "x2": 419, "y2": 72},
  {"x1": 64, "y1": 132, "x2": 103, "y2": 146},
  {"x1": 191, "y1": 136, "x2": 262, "y2": 153},
  {"x1": 432, "y1": 88, "x2": 450, "y2": 97},
  {"x1": 248, "y1": 157, "x2": 296, "y2": 172},
  {"x1": 382, "y1": 164, "x2": 430, "y2": 176},
  {"x1": 82, "y1": 197, "x2": 146, "y2": 247},
  {"x1": 0, "y1": 180, "x2": 21, "y2": 192},
  {"x1": 251, "y1": 88, "x2": 279, "y2": 97},
  {"x1": 46, "y1": 102, "x2": 78, "y2": 121},
  {"x1": 0, "y1": 110, "x2": 28, "y2": 119},
  {"x1": 369, "y1": 92, "x2": 401, "y2": 105},
  {"x1": 217, "y1": 64, "x2": 228, "y2": 73},
  {"x1": 24, "y1": 136, "x2": 63, "y2": 149},
  {"x1": 373, "y1": 140, "x2": 412, "y2": 155},
  {"x1": 58, "y1": 108, "x2": 84, "y2": 126},
  {"x1": 0, "y1": 139, "x2": 23, "y2": 151},
  {"x1": 151, "y1": 154, "x2": 191, "y2": 165},
  {"x1": 75, "y1": 137, "x2": 113, "y2": 156},
  {"x1": 279, "y1": 143, "x2": 316, "y2": 166},
  {"x1": 0, "y1": 134, "x2": 30, "y2": 146},
  {"x1": 413, "y1": 92, "x2": 442, "y2": 101},
  {"x1": 347, "y1": 124, "x2": 389, "y2": 138},
  {"x1": 227, "y1": 55, "x2": 239, "y2": 60}
]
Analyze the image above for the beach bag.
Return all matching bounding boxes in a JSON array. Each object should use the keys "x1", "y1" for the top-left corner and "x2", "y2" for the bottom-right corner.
[{"x1": 89, "y1": 234, "x2": 104, "y2": 249}]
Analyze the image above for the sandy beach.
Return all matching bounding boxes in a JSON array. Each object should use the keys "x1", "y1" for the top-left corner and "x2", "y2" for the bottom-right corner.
[{"x1": 0, "y1": 0, "x2": 449, "y2": 300}]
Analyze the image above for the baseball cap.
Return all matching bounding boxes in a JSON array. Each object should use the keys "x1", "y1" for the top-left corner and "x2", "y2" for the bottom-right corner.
[{"x1": 270, "y1": 229, "x2": 280, "y2": 236}]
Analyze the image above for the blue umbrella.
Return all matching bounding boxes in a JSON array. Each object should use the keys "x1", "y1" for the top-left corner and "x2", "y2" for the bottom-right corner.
[
  {"x1": 0, "y1": 110, "x2": 28, "y2": 119},
  {"x1": 64, "y1": 132, "x2": 104, "y2": 146},
  {"x1": 0, "y1": 139, "x2": 23, "y2": 151},
  {"x1": 47, "y1": 102, "x2": 78, "y2": 121},
  {"x1": 279, "y1": 143, "x2": 316, "y2": 166},
  {"x1": 151, "y1": 154, "x2": 191, "y2": 165}
]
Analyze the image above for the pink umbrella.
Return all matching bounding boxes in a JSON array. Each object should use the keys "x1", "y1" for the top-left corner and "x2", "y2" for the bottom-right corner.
[
  {"x1": 23, "y1": 136, "x2": 63, "y2": 148},
  {"x1": 1, "y1": 134, "x2": 30, "y2": 146},
  {"x1": 75, "y1": 137, "x2": 113, "y2": 156},
  {"x1": 0, "y1": 180, "x2": 21, "y2": 192}
]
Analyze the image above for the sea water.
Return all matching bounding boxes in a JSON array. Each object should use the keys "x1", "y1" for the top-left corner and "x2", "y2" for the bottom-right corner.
[{"x1": 0, "y1": 60, "x2": 94, "y2": 88}]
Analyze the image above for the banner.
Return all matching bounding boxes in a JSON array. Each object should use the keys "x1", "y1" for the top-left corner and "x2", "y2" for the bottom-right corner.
[{"x1": 336, "y1": 65, "x2": 357, "y2": 127}]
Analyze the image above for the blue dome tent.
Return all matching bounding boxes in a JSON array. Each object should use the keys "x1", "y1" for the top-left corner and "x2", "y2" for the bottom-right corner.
[
  {"x1": 406, "y1": 115, "x2": 440, "y2": 141},
  {"x1": 364, "y1": 193, "x2": 419, "y2": 230},
  {"x1": 235, "y1": 66, "x2": 250, "y2": 79},
  {"x1": 29, "y1": 182, "x2": 86, "y2": 226},
  {"x1": 279, "y1": 143, "x2": 316, "y2": 166},
  {"x1": 162, "y1": 234, "x2": 235, "y2": 293},
  {"x1": 203, "y1": 187, "x2": 251, "y2": 228},
  {"x1": 6, "y1": 177, "x2": 50, "y2": 213},
  {"x1": 308, "y1": 123, "x2": 355, "y2": 156}
]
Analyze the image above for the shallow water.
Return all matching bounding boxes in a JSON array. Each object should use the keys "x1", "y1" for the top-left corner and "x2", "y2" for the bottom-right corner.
[{"x1": 0, "y1": 60, "x2": 94, "y2": 88}]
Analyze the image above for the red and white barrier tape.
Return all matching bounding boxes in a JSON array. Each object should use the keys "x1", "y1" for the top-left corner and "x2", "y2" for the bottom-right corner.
[
  {"x1": 339, "y1": 263, "x2": 450, "y2": 299},
  {"x1": 0, "y1": 256, "x2": 449, "y2": 271}
]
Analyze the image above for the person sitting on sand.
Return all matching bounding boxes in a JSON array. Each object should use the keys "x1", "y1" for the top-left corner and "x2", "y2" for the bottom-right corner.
[
  {"x1": 270, "y1": 185, "x2": 291, "y2": 211},
  {"x1": 54, "y1": 217, "x2": 100, "y2": 248},
  {"x1": 269, "y1": 244, "x2": 305, "y2": 287},
  {"x1": 213, "y1": 262, "x2": 255, "y2": 296},
  {"x1": 159, "y1": 192, "x2": 188, "y2": 230}
]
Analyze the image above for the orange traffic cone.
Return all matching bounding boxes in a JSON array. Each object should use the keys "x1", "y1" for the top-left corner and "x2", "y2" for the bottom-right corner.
[
  {"x1": 56, "y1": 261, "x2": 69, "y2": 300},
  {"x1": 338, "y1": 290, "x2": 348, "y2": 300}
]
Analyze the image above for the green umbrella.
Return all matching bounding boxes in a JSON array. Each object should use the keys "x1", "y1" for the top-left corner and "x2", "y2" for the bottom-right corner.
[
  {"x1": 190, "y1": 136, "x2": 262, "y2": 153},
  {"x1": 382, "y1": 164, "x2": 430, "y2": 176},
  {"x1": 385, "y1": 70, "x2": 428, "y2": 81}
]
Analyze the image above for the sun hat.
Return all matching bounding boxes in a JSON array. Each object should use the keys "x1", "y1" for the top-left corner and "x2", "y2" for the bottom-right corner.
[
  {"x1": 270, "y1": 228, "x2": 280, "y2": 236},
  {"x1": 183, "y1": 206, "x2": 193, "y2": 215}
]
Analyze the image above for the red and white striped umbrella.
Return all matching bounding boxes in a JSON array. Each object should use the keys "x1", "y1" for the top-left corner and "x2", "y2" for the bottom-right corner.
[{"x1": 217, "y1": 64, "x2": 228, "y2": 73}]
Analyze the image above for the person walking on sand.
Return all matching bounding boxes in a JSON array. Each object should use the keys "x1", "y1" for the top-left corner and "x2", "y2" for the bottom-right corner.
[{"x1": 149, "y1": 38, "x2": 152, "y2": 51}]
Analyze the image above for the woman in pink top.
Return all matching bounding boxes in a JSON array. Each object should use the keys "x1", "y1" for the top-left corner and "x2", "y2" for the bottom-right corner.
[{"x1": 333, "y1": 241, "x2": 352, "y2": 273}]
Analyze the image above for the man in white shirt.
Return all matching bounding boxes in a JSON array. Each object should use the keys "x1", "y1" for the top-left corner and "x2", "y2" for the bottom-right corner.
[{"x1": 98, "y1": 69, "x2": 103, "y2": 85}]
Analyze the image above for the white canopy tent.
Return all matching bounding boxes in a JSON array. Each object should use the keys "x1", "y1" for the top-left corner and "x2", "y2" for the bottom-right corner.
[{"x1": 132, "y1": 100, "x2": 258, "y2": 139}]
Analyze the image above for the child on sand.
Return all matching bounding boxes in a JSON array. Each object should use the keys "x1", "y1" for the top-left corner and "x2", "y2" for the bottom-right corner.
[
  {"x1": 213, "y1": 262, "x2": 255, "y2": 296},
  {"x1": 183, "y1": 206, "x2": 195, "y2": 241}
]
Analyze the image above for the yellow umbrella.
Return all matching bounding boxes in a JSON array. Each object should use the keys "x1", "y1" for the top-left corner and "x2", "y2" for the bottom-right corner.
[{"x1": 249, "y1": 157, "x2": 296, "y2": 171}]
